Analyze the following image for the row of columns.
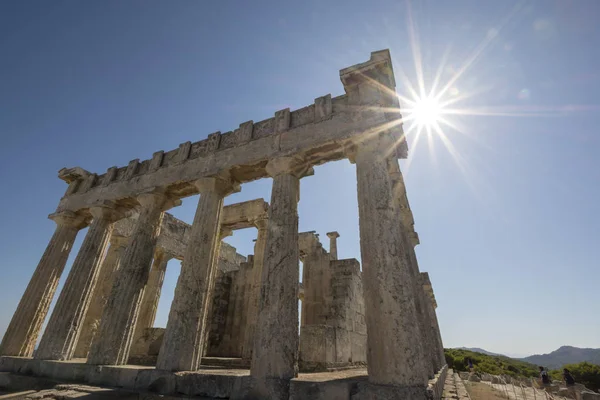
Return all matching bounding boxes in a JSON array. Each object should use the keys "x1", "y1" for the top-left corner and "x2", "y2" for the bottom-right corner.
[{"x1": 1, "y1": 136, "x2": 442, "y2": 396}]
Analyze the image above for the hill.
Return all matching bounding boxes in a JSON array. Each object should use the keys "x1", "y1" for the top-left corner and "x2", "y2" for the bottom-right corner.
[
  {"x1": 521, "y1": 346, "x2": 600, "y2": 370},
  {"x1": 445, "y1": 348, "x2": 540, "y2": 378},
  {"x1": 458, "y1": 347, "x2": 505, "y2": 357}
]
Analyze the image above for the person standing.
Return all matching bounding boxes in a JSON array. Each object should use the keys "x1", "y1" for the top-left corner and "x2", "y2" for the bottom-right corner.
[
  {"x1": 540, "y1": 366, "x2": 552, "y2": 389},
  {"x1": 563, "y1": 369, "x2": 577, "y2": 399}
]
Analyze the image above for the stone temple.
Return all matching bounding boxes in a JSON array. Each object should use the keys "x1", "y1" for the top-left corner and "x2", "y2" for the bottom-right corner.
[{"x1": 0, "y1": 50, "x2": 447, "y2": 399}]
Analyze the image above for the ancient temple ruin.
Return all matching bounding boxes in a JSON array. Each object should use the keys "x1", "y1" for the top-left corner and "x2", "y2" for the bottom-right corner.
[{"x1": 0, "y1": 50, "x2": 447, "y2": 399}]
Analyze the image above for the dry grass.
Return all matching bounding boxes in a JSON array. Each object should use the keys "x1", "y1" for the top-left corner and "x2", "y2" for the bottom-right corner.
[{"x1": 466, "y1": 382, "x2": 508, "y2": 400}]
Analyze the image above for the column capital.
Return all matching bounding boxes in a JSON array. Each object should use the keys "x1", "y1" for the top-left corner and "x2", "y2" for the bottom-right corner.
[
  {"x1": 137, "y1": 190, "x2": 181, "y2": 212},
  {"x1": 48, "y1": 211, "x2": 88, "y2": 229},
  {"x1": 194, "y1": 175, "x2": 240, "y2": 197},
  {"x1": 265, "y1": 156, "x2": 314, "y2": 179},
  {"x1": 344, "y1": 133, "x2": 397, "y2": 164},
  {"x1": 89, "y1": 204, "x2": 126, "y2": 222},
  {"x1": 326, "y1": 231, "x2": 340, "y2": 239},
  {"x1": 154, "y1": 247, "x2": 176, "y2": 263},
  {"x1": 219, "y1": 227, "x2": 233, "y2": 239},
  {"x1": 252, "y1": 217, "x2": 269, "y2": 231}
]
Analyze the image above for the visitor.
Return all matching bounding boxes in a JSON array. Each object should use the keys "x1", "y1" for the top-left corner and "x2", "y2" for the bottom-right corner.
[
  {"x1": 563, "y1": 369, "x2": 577, "y2": 399},
  {"x1": 467, "y1": 358, "x2": 474, "y2": 372},
  {"x1": 539, "y1": 366, "x2": 552, "y2": 389}
]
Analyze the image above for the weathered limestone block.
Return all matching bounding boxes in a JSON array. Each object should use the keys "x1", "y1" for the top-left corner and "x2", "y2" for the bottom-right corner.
[
  {"x1": 314, "y1": 94, "x2": 332, "y2": 122},
  {"x1": 274, "y1": 108, "x2": 290, "y2": 133},
  {"x1": 87, "y1": 193, "x2": 176, "y2": 366},
  {"x1": 235, "y1": 121, "x2": 253, "y2": 144},
  {"x1": 124, "y1": 159, "x2": 139, "y2": 180},
  {"x1": 73, "y1": 234, "x2": 129, "y2": 358},
  {"x1": 129, "y1": 327, "x2": 165, "y2": 361},
  {"x1": 0, "y1": 211, "x2": 86, "y2": 357},
  {"x1": 176, "y1": 141, "x2": 192, "y2": 163},
  {"x1": 149, "y1": 151, "x2": 164, "y2": 171},
  {"x1": 36, "y1": 206, "x2": 120, "y2": 361},
  {"x1": 102, "y1": 167, "x2": 117, "y2": 186},
  {"x1": 206, "y1": 132, "x2": 221, "y2": 153},
  {"x1": 206, "y1": 271, "x2": 234, "y2": 357},
  {"x1": 157, "y1": 176, "x2": 239, "y2": 372},
  {"x1": 206, "y1": 260, "x2": 252, "y2": 358},
  {"x1": 330, "y1": 259, "x2": 367, "y2": 365},
  {"x1": 298, "y1": 325, "x2": 336, "y2": 369},
  {"x1": 299, "y1": 232, "x2": 331, "y2": 327}
]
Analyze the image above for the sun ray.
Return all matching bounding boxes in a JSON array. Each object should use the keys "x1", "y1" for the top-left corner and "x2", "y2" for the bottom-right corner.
[
  {"x1": 435, "y1": 2, "x2": 525, "y2": 101},
  {"x1": 405, "y1": 0, "x2": 426, "y2": 98}
]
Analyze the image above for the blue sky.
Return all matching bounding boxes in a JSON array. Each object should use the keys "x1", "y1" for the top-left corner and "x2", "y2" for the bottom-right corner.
[{"x1": 1, "y1": 1, "x2": 598, "y2": 358}]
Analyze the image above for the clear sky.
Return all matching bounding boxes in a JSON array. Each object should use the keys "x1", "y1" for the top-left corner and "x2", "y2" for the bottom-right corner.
[{"x1": 1, "y1": 1, "x2": 598, "y2": 359}]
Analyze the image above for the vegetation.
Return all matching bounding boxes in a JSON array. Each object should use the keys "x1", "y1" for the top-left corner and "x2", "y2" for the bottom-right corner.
[
  {"x1": 549, "y1": 362, "x2": 600, "y2": 392},
  {"x1": 445, "y1": 349, "x2": 600, "y2": 392},
  {"x1": 445, "y1": 348, "x2": 540, "y2": 378}
]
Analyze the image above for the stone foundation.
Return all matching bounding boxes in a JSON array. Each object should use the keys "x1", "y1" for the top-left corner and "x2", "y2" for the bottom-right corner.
[{"x1": 0, "y1": 357, "x2": 448, "y2": 399}]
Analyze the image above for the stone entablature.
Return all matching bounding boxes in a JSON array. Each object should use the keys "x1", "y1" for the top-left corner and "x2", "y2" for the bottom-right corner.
[{"x1": 56, "y1": 51, "x2": 406, "y2": 215}]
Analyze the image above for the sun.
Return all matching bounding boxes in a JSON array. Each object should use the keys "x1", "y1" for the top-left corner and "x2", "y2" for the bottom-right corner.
[{"x1": 410, "y1": 95, "x2": 442, "y2": 129}]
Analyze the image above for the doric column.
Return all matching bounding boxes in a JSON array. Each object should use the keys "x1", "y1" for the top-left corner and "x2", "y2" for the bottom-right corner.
[
  {"x1": 389, "y1": 161, "x2": 440, "y2": 376},
  {"x1": 35, "y1": 206, "x2": 121, "y2": 360},
  {"x1": 241, "y1": 217, "x2": 268, "y2": 360},
  {"x1": 201, "y1": 227, "x2": 232, "y2": 359},
  {"x1": 250, "y1": 157, "x2": 312, "y2": 398},
  {"x1": 73, "y1": 234, "x2": 129, "y2": 358},
  {"x1": 350, "y1": 134, "x2": 429, "y2": 387},
  {"x1": 0, "y1": 211, "x2": 87, "y2": 357},
  {"x1": 156, "y1": 176, "x2": 239, "y2": 372},
  {"x1": 132, "y1": 249, "x2": 173, "y2": 342},
  {"x1": 326, "y1": 231, "x2": 340, "y2": 260},
  {"x1": 87, "y1": 192, "x2": 177, "y2": 365},
  {"x1": 421, "y1": 273, "x2": 446, "y2": 370}
]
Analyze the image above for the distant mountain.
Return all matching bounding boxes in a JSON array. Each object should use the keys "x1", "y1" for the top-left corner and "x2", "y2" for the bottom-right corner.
[
  {"x1": 520, "y1": 346, "x2": 600, "y2": 369},
  {"x1": 457, "y1": 347, "x2": 506, "y2": 357}
]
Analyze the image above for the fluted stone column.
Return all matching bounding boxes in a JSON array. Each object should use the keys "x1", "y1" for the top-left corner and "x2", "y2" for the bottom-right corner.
[
  {"x1": 73, "y1": 234, "x2": 129, "y2": 358},
  {"x1": 157, "y1": 176, "x2": 239, "y2": 372},
  {"x1": 326, "y1": 231, "x2": 340, "y2": 260},
  {"x1": 132, "y1": 249, "x2": 172, "y2": 342},
  {"x1": 250, "y1": 157, "x2": 311, "y2": 398},
  {"x1": 241, "y1": 217, "x2": 268, "y2": 360},
  {"x1": 35, "y1": 206, "x2": 120, "y2": 360},
  {"x1": 0, "y1": 211, "x2": 87, "y2": 357},
  {"x1": 87, "y1": 193, "x2": 175, "y2": 366},
  {"x1": 351, "y1": 135, "x2": 429, "y2": 388},
  {"x1": 202, "y1": 228, "x2": 232, "y2": 358},
  {"x1": 390, "y1": 160, "x2": 441, "y2": 376},
  {"x1": 421, "y1": 273, "x2": 446, "y2": 370}
]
